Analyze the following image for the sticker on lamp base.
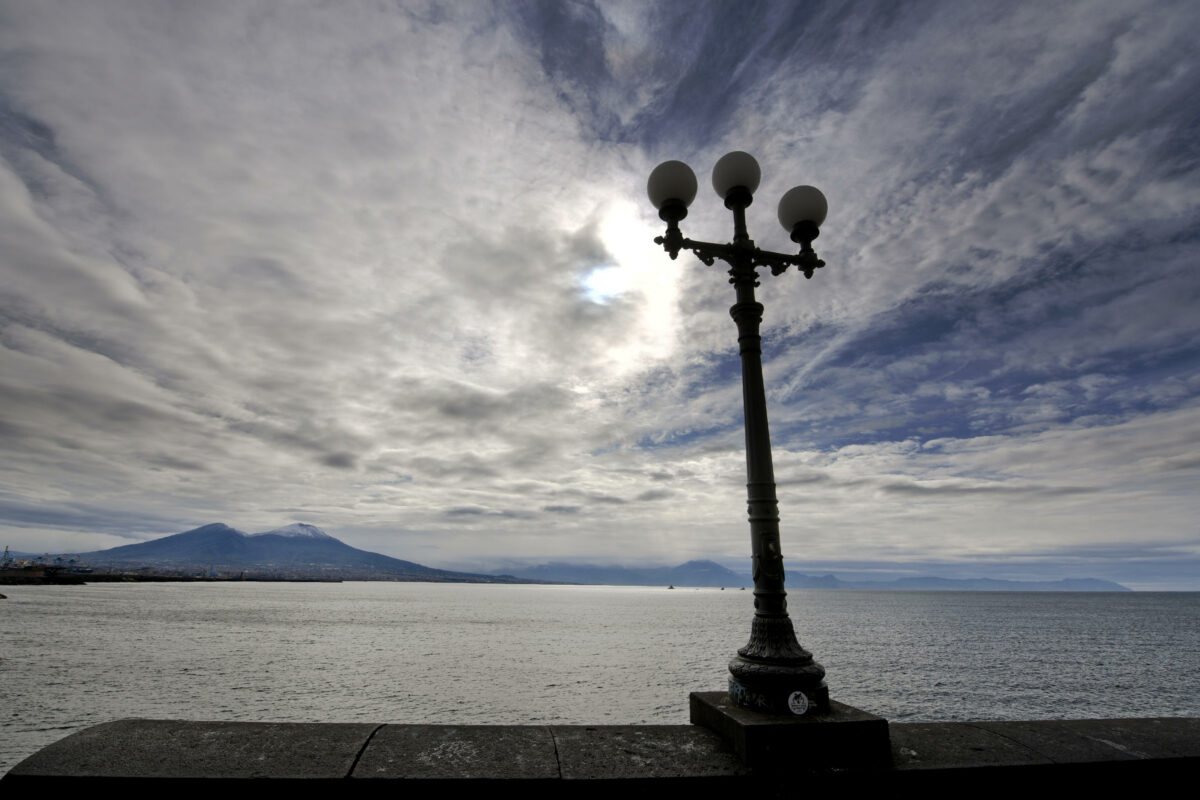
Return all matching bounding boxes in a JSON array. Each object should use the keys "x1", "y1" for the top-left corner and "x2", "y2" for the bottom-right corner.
[{"x1": 787, "y1": 690, "x2": 810, "y2": 716}]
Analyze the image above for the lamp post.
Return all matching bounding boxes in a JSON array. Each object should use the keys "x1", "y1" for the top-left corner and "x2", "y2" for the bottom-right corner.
[{"x1": 648, "y1": 151, "x2": 830, "y2": 716}]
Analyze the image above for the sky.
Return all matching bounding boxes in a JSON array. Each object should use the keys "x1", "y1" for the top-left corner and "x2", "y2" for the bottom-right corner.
[{"x1": 1, "y1": 1, "x2": 1197, "y2": 589}]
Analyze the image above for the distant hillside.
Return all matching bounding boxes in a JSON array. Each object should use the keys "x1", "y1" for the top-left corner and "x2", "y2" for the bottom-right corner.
[
  {"x1": 789, "y1": 574, "x2": 1132, "y2": 592},
  {"x1": 503, "y1": 562, "x2": 1131, "y2": 591},
  {"x1": 504, "y1": 559, "x2": 745, "y2": 587},
  {"x1": 67, "y1": 523, "x2": 529, "y2": 583}
]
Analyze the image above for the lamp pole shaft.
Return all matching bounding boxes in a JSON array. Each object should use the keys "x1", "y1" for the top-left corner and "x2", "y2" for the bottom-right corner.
[
  {"x1": 726, "y1": 260, "x2": 829, "y2": 714},
  {"x1": 730, "y1": 280, "x2": 787, "y2": 617}
]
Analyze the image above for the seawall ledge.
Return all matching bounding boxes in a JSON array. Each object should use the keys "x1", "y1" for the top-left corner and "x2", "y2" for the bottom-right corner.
[{"x1": 5, "y1": 711, "x2": 1198, "y2": 790}]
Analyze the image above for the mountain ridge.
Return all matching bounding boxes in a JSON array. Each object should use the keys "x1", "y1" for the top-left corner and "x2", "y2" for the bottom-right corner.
[
  {"x1": 44, "y1": 525, "x2": 1132, "y2": 590},
  {"x1": 68, "y1": 523, "x2": 526, "y2": 583}
]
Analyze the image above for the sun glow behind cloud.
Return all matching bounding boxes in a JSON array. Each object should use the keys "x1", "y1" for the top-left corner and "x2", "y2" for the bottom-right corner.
[
  {"x1": 582, "y1": 265, "x2": 625, "y2": 303},
  {"x1": 587, "y1": 201, "x2": 681, "y2": 372}
]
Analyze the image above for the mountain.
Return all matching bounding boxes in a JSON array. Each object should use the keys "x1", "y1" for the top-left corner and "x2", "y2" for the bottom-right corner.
[
  {"x1": 85, "y1": 522, "x2": 247, "y2": 564},
  {"x1": 70, "y1": 523, "x2": 527, "y2": 583}
]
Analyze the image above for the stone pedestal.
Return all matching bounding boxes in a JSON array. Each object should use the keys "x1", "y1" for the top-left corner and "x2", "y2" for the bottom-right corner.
[{"x1": 690, "y1": 691, "x2": 892, "y2": 771}]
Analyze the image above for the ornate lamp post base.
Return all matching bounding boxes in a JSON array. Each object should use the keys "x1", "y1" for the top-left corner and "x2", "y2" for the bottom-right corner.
[
  {"x1": 729, "y1": 663, "x2": 830, "y2": 718},
  {"x1": 729, "y1": 673, "x2": 830, "y2": 718},
  {"x1": 728, "y1": 613, "x2": 831, "y2": 716}
]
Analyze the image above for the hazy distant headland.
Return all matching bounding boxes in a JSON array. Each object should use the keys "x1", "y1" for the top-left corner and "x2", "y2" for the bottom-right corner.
[
  {"x1": 10, "y1": 522, "x2": 1130, "y2": 591},
  {"x1": 500, "y1": 562, "x2": 1130, "y2": 592}
]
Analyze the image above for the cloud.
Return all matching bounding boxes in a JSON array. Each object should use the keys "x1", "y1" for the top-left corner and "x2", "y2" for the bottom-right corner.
[{"x1": 0, "y1": 1, "x2": 1197, "y2": 586}]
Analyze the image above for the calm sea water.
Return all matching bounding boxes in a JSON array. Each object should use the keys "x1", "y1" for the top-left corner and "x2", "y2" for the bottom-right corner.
[{"x1": 2, "y1": 582, "x2": 1198, "y2": 773}]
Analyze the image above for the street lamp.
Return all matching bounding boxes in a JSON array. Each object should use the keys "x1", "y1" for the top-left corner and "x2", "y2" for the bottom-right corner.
[{"x1": 648, "y1": 151, "x2": 830, "y2": 716}]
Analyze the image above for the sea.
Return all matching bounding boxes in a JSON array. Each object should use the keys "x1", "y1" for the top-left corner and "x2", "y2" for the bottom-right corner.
[{"x1": 2, "y1": 581, "x2": 1198, "y2": 773}]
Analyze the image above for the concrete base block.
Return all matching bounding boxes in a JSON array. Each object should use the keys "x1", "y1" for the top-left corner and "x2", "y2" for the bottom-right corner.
[{"x1": 690, "y1": 691, "x2": 892, "y2": 771}]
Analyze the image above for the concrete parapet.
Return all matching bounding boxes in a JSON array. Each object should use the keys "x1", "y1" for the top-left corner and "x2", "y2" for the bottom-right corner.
[{"x1": 5, "y1": 715, "x2": 1198, "y2": 790}]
